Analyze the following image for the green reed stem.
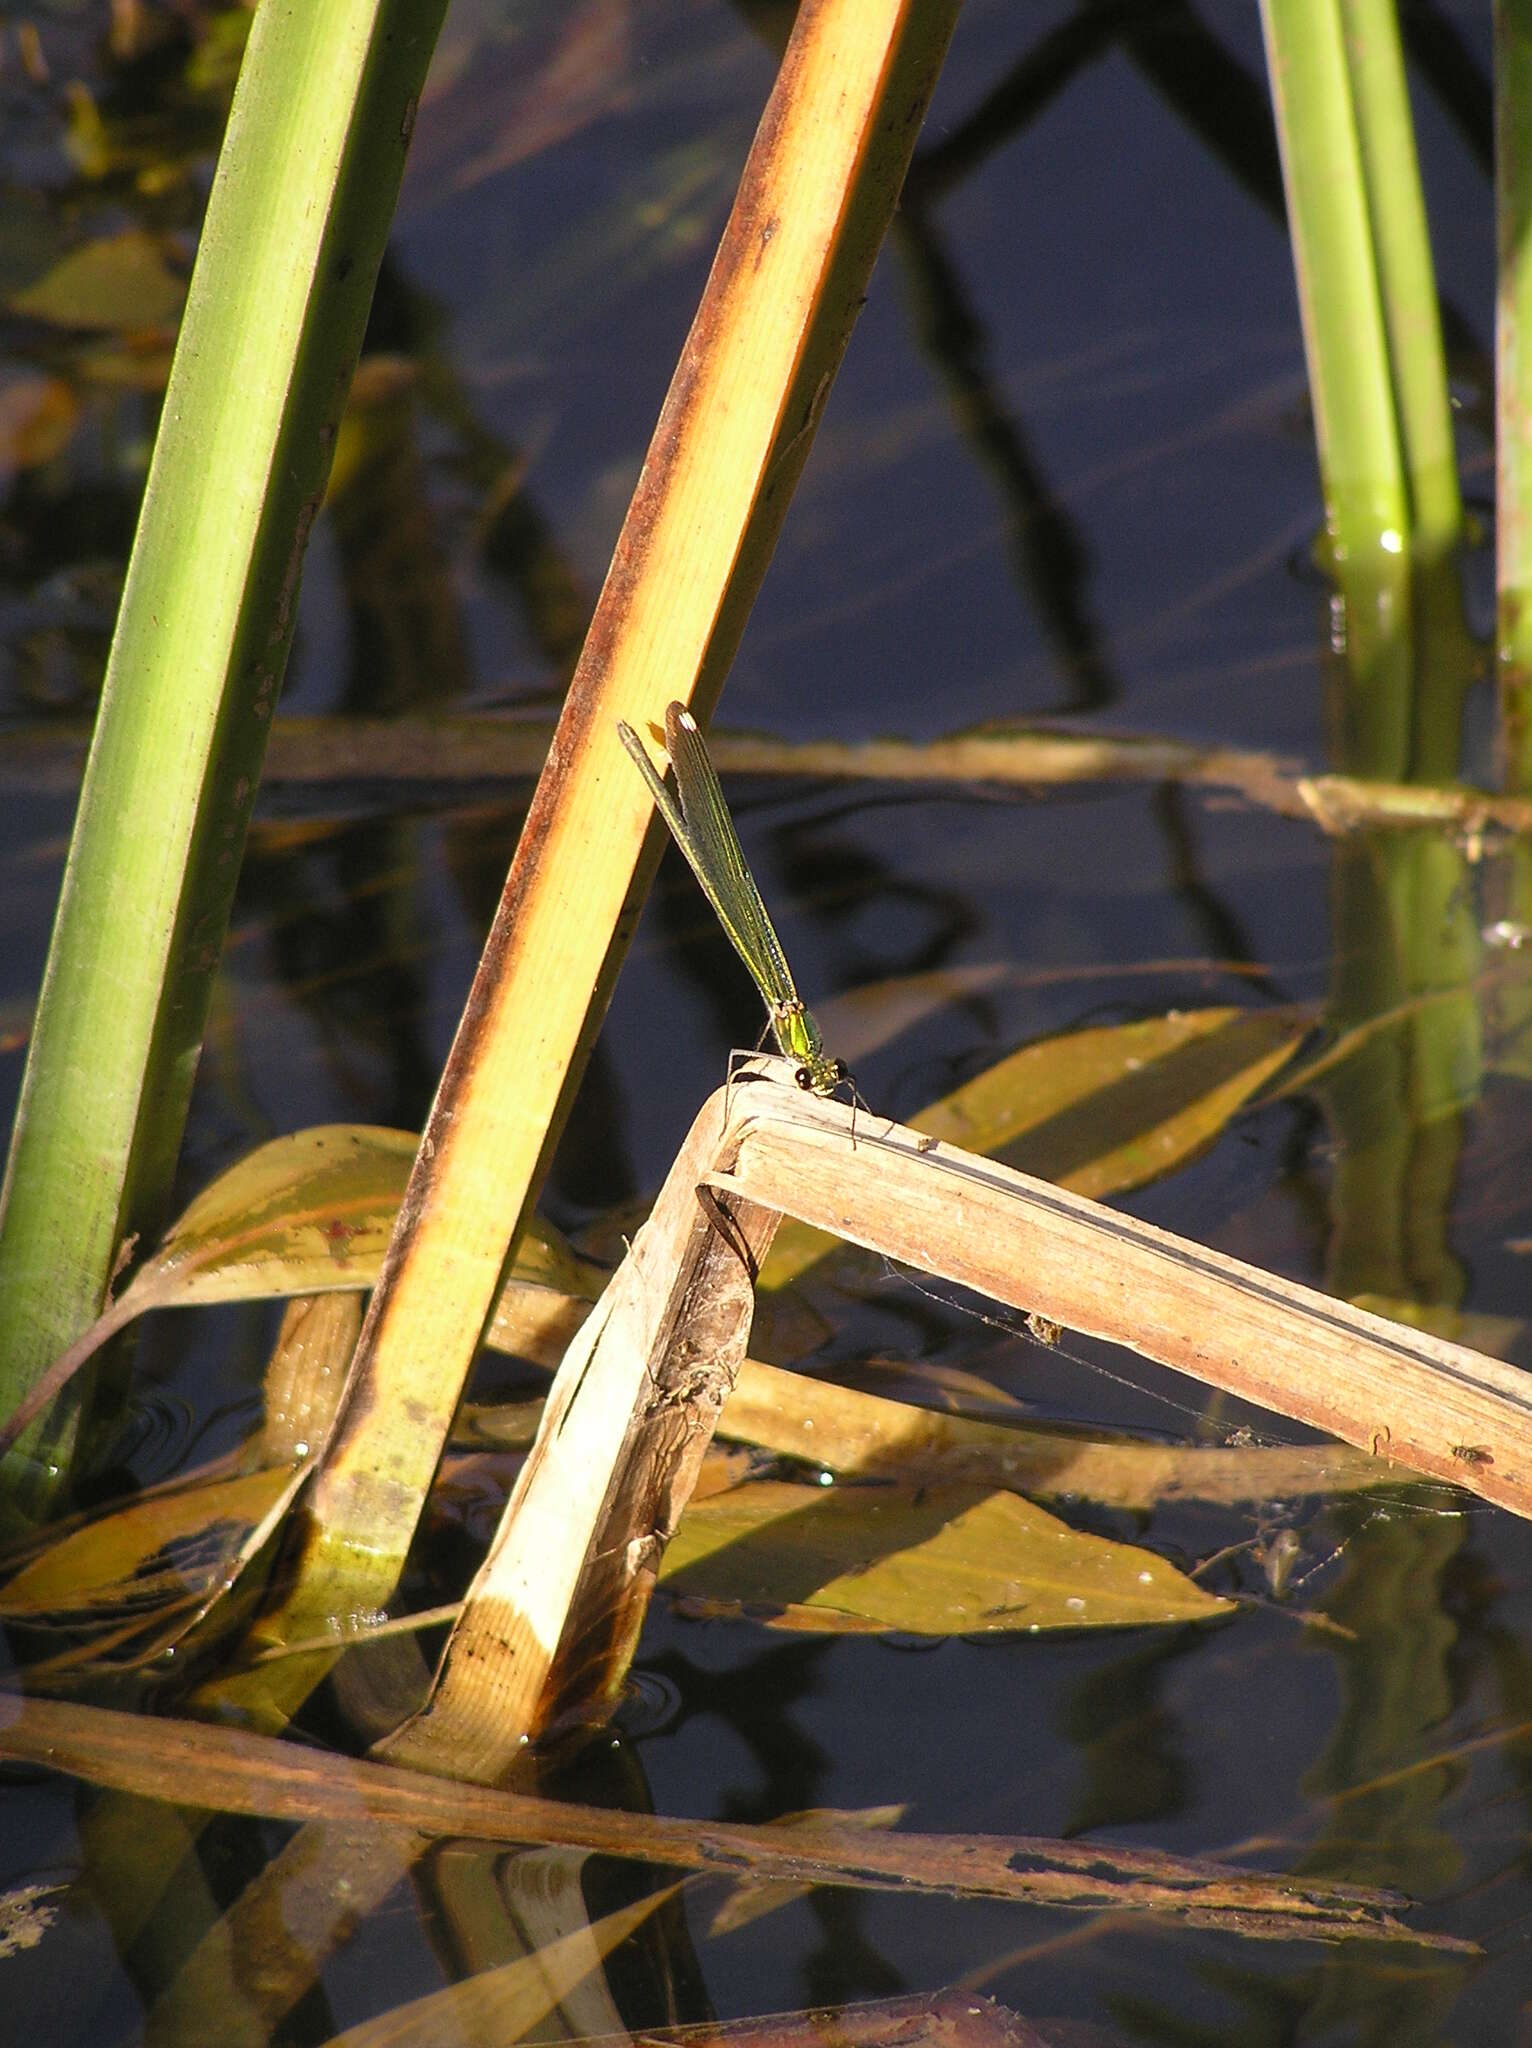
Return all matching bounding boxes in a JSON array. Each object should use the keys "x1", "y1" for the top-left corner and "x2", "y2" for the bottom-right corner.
[
  {"x1": 0, "y1": 0, "x2": 445, "y2": 1513},
  {"x1": 1342, "y1": 0, "x2": 1461, "y2": 558}
]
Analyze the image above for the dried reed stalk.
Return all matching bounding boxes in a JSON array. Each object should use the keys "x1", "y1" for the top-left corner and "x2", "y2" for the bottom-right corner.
[{"x1": 388, "y1": 1059, "x2": 1531, "y2": 1778}]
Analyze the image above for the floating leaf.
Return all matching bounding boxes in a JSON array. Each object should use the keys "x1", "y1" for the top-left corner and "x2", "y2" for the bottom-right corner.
[
  {"x1": 975, "y1": 1006, "x2": 1308, "y2": 1198},
  {"x1": 820, "y1": 961, "x2": 1013, "y2": 1063},
  {"x1": 918, "y1": 1004, "x2": 1308, "y2": 1185},
  {"x1": 0, "y1": 1123, "x2": 590, "y2": 1458},
  {"x1": 762, "y1": 1006, "x2": 1308, "y2": 1286},
  {"x1": 659, "y1": 1480, "x2": 1231, "y2": 1633},
  {"x1": 125, "y1": 1125, "x2": 419, "y2": 1305},
  {"x1": 8, "y1": 229, "x2": 184, "y2": 331},
  {"x1": 708, "y1": 1360, "x2": 1391, "y2": 1510},
  {"x1": 257, "y1": 1291, "x2": 366, "y2": 1467}
]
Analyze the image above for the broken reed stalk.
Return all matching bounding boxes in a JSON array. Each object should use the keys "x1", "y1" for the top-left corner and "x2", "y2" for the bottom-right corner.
[
  {"x1": 715, "y1": 1066, "x2": 1532, "y2": 1513},
  {"x1": 376, "y1": 1085, "x2": 780, "y2": 1779},
  {"x1": 13, "y1": 716, "x2": 1532, "y2": 844},
  {"x1": 387, "y1": 1059, "x2": 1532, "y2": 1781}
]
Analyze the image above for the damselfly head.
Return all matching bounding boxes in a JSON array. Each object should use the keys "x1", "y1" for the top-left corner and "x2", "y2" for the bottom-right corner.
[{"x1": 794, "y1": 1053, "x2": 849, "y2": 1097}]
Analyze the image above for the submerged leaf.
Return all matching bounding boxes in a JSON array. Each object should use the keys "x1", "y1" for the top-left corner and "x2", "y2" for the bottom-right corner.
[
  {"x1": 659, "y1": 1480, "x2": 1230, "y2": 1633},
  {"x1": 1350, "y1": 1294, "x2": 1523, "y2": 1358},
  {"x1": 708, "y1": 1805, "x2": 906, "y2": 1935},
  {"x1": 0, "y1": 375, "x2": 78, "y2": 475},
  {"x1": 0, "y1": 1466, "x2": 299, "y2": 1618},
  {"x1": 320, "y1": 1876, "x2": 682, "y2": 2048},
  {"x1": 0, "y1": 1464, "x2": 307, "y2": 1673}
]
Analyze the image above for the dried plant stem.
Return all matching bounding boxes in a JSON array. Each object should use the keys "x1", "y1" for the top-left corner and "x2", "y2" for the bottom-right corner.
[{"x1": 398, "y1": 1063, "x2": 1532, "y2": 1774}]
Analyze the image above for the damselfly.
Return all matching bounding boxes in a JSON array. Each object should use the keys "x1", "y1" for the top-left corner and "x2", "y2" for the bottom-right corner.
[{"x1": 618, "y1": 701, "x2": 849, "y2": 1098}]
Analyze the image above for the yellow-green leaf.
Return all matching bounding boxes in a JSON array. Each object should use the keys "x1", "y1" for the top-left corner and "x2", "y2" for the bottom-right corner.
[
  {"x1": 659, "y1": 1480, "x2": 1231, "y2": 1634},
  {"x1": 118, "y1": 1125, "x2": 605, "y2": 1317},
  {"x1": 0, "y1": 1464, "x2": 306, "y2": 1672},
  {"x1": 9, "y1": 229, "x2": 184, "y2": 331},
  {"x1": 964, "y1": 1006, "x2": 1306, "y2": 1195},
  {"x1": 0, "y1": 1128, "x2": 602, "y2": 1465},
  {"x1": 123, "y1": 1125, "x2": 419, "y2": 1308}
]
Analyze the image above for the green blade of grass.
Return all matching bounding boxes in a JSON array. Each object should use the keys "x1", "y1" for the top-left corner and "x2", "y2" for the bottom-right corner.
[
  {"x1": 1341, "y1": 0, "x2": 1461, "y2": 556},
  {"x1": 1261, "y1": 0, "x2": 1409, "y2": 560},
  {"x1": 0, "y1": 0, "x2": 446, "y2": 1512},
  {"x1": 1261, "y1": 0, "x2": 1413, "y2": 777}
]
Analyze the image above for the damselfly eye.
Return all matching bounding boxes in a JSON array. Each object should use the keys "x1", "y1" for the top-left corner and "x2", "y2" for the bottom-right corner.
[{"x1": 794, "y1": 1065, "x2": 813, "y2": 1090}]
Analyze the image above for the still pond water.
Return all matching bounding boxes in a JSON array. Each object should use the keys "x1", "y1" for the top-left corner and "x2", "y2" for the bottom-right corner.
[{"x1": 2, "y1": 2, "x2": 1530, "y2": 2043}]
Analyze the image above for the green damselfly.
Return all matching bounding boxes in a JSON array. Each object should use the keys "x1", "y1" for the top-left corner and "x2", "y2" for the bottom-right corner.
[{"x1": 618, "y1": 701, "x2": 849, "y2": 1098}]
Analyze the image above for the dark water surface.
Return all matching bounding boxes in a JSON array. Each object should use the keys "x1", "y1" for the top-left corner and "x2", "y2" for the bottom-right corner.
[{"x1": 3, "y1": 3, "x2": 1530, "y2": 2043}]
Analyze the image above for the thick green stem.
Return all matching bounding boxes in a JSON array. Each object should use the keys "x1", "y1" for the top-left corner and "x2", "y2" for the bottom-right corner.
[
  {"x1": 1342, "y1": 0, "x2": 1461, "y2": 558},
  {"x1": 0, "y1": 0, "x2": 446, "y2": 1512},
  {"x1": 1262, "y1": 0, "x2": 1413, "y2": 781},
  {"x1": 1261, "y1": 0, "x2": 1410, "y2": 566}
]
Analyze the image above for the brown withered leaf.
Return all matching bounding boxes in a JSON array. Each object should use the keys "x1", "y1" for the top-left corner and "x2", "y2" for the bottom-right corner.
[{"x1": 0, "y1": 1694, "x2": 1472, "y2": 1947}]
